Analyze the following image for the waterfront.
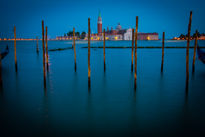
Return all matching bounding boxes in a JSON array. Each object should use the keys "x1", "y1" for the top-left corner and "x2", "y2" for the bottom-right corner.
[{"x1": 0, "y1": 40, "x2": 205, "y2": 136}]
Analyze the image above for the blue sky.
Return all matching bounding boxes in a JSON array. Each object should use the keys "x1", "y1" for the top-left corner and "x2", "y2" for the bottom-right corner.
[{"x1": 0, "y1": 0, "x2": 204, "y2": 39}]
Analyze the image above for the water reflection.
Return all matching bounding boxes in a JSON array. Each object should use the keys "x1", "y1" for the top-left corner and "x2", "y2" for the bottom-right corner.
[{"x1": 0, "y1": 40, "x2": 205, "y2": 136}]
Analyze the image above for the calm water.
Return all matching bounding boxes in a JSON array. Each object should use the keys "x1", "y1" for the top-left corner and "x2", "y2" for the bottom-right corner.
[{"x1": 0, "y1": 40, "x2": 205, "y2": 137}]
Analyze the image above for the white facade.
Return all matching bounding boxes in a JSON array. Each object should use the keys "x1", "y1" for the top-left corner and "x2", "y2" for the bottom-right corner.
[{"x1": 123, "y1": 28, "x2": 132, "y2": 40}]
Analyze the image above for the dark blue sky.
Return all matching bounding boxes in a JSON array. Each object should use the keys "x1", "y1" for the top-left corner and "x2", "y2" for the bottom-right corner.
[{"x1": 0, "y1": 0, "x2": 204, "y2": 39}]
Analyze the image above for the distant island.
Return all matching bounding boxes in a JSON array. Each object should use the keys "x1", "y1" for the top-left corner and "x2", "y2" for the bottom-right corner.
[
  {"x1": 172, "y1": 30, "x2": 205, "y2": 40},
  {"x1": 57, "y1": 12, "x2": 159, "y2": 41}
]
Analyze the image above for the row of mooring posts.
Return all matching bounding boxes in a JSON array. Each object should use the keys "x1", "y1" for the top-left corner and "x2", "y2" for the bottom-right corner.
[
  {"x1": 85, "y1": 12, "x2": 195, "y2": 92},
  {"x1": 46, "y1": 26, "x2": 49, "y2": 71},
  {"x1": 131, "y1": 28, "x2": 134, "y2": 72},
  {"x1": 4, "y1": 11, "x2": 196, "y2": 93},
  {"x1": 192, "y1": 30, "x2": 198, "y2": 74},
  {"x1": 186, "y1": 11, "x2": 192, "y2": 93},
  {"x1": 134, "y1": 16, "x2": 138, "y2": 91},
  {"x1": 42, "y1": 20, "x2": 46, "y2": 91},
  {"x1": 103, "y1": 29, "x2": 106, "y2": 72},
  {"x1": 73, "y1": 28, "x2": 77, "y2": 72},
  {"x1": 36, "y1": 36, "x2": 39, "y2": 54},
  {"x1": 41, "y1": 20, "x2": 49, "y2": 91},
  {"x1": 161, "y1": 32, "x2": 165, "y2": 73},
  {"x1": 88, "y1": 18, "x2": 91, "y2": 91}
]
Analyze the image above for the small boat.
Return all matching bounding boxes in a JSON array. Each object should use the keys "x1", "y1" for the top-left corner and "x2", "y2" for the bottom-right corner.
[
  {"x1": 0, "y1": 46, "x2": 9, "y2": 60},
  {"x1": 197, "y1": 45, "x2": 205, "y2": 64}
]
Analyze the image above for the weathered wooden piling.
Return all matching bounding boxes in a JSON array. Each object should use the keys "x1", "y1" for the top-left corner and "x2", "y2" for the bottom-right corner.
[
  {"x1": 192, "y1": 30, "x2": 198, "y2": 73},
  {"x1": 14, "y1": 26, "x2": 17, "y2": 72},
  {"x1": 134, "y1": 16, "x2": 138, "y2": 91},
  {"x1": 103, "y1": 29, "x2": 106, "y2": 72},
  {"x1": 73, "y1": 27, "x2": 77, "y2": 72},
  {"x1": 131, "y1": 28, "x2": 134, "y2": 72},
  {"x1": 88, "y1": 18, "x2": 91, "y2": 90},
  {"x1": 186, "y1": 11, "x2": 192, "y2": 92},
  {"x1": 161, "y1": 32, "x2": 165, "y2": 73},
  {"x1": 45, "y1": 26, "x2": 49, "y2": 70},
  {"x1": 42, "y1": 20, "x2": 46, "y2": 89},
  {"x1": 36, "y1": 36, "x2": 39, "y2": 54}
]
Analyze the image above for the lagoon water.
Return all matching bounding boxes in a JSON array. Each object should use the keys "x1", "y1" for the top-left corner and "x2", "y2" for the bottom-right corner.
[{"x1": 0, "y1": 40, "x2": 205, "y2": 137}]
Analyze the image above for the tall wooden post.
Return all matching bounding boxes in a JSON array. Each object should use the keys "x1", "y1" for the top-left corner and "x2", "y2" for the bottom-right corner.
[
  {"x1": 192, "y1": 30, "x2": 198, "y2": 73},
  {"x1": 186, "y1": 11, "x2": 192, "y2": 92},
  {"x1": 73, "y1": 27, "x2": 77, "y2": 72},
  {"x1": 134, "y1": 16, "x2": 138, "y2": 91},
  {"x1": 131, "y1": 28, "x2": 134, "y2": 72},
  {"x1": 14, "y1": 26, "x2": 17, "y2": 72},
  {"x1": 36, "y1": 36, "x2": 39, "y2": 54},
  {"x1": 88, "y1": 18, "x2": 91, "y2": 90},
  {"x1": 42, "y1": 20, "x2": 46, "y2": 89},
  {"x1": 45, "y1": 26, "x2": 49, "y2": 70},
  {"x1": 103, "y1": 29, "x2": 106, "y2": 72},
  {"x1": 161, "y1": 32, "x2": 165, "y2": 73}
]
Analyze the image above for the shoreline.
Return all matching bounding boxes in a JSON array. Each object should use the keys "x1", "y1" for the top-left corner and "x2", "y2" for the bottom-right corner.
[
  {"x1": 82, "y1": 46, "x2": 205, "y2": 49},
  {"x1": 1, "y1": 39, "x2": 205, "y2": 41}
]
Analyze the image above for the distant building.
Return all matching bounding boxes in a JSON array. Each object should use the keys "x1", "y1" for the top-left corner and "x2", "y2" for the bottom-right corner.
[
  {"x1": 56, "y1": 36, "x2": 78, "y2": 40},
  {"x1": 84, "y1": 11, "x2": 159, "y2": 41},
  {"x1": 199, "y1": 36, "x2": 205, "y2": 40},
  {"x1": 138, "y1": 33, "x2": 159, "y2": 40},
  {"x1": 123, "y1": 28, "x2": 132, "y2": 40},
  {"x1": 116, "y1": 23, "x2": 122, "y2": 30}
]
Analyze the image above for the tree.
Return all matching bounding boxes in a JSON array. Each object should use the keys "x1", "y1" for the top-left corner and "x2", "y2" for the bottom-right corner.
[
  {"x1": 75, "y1": 32, "x2": 80, "y2": 38},
  {"x1": 67, "y1": 31, "x2": 73, "y2": 36},
  {"x1": 192, "y1": 30, "x2": 201, "y2": 38},
  {"x1": 179, "y1": 34, "x2": 186, "y2": 39},
  {"x1": 80, "y1": 32, "x2": 86, "y2": 39}
]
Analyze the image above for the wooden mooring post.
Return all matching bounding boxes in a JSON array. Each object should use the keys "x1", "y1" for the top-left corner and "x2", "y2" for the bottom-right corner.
[
  {"x1": 161, "y1": 32, "x2": 165, "y2": 73},
  {"x1": 42, "y1": 20, "x2": 46, "y2": 90},
  {"x1": 45, "y1": 26, "x2": 49, "y2": 71},
  {"x1": 131, "y1": 28, "x2": 134, "y2": 72},
  {"x1": 103, "y1": 29, "x2": 106, "y2": 72},
  {"x1": 134, "y1": 16, "x2": 138, "y2": 91},
  {"x1": 73, "y1": 27, "x2": 77, "y2": 72},
  {"x1": 192, "y1": 30, "x2": 198, "y2": 73},
  {"x1": 88, "y1": 18, "x2": 91, "y2": 90},
  {"x1": 36, "y1": 36, "x2": 39, "y2": 54},
  {"x1": 14, "y1": 26, "x2": 17, "y2": 72},
  {"x1": 186, "y1": 11, "x2": 192, "y2": 93}
]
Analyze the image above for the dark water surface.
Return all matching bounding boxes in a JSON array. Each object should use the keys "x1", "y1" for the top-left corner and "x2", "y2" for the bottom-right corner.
[{"x1": 0, "y1": 40, "x2": 205, "y2": 137}]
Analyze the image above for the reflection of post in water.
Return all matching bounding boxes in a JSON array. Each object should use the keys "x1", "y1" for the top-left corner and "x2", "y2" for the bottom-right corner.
[
  {"x1": 88, "y1": 18, "x2": 91, "y2": 91},
  {"x1": 186, "y1": 11, "x2": 192, "y2": 93},
  {"x1": 134, "y1": 16, "x2": 138, "y2": 91},
  {"x1": 192, "y1": 30, "x2": 198, "y2": 74},
  {"x1": 45, "y1": 26, "x2": 49, "y2": 71},
  {"x1": 36, "y1": 36, "x2": 39, "y2": 54},
  {"x1": 161, "y1": 32, "x2": 165, "y2": 73},
  {"x1": 14, "y1": 26, "x2": 18, "y2": 72},
  {"x1": 42, "y1": 20, "x2": 46, "y2": 91},
  {"x1": 73, "y1": 27, "x2": 77, "y2": 72},
  {"x1": 103, "y1": 29, "x2": 106, "y2": 72},
  {"x1": 131, "y1": 28, "x2": 134, "y2": 72}
]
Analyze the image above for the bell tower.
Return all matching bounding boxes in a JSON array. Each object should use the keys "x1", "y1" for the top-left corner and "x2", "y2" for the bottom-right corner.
[{"x1": 97, "y1": 11, "x2": 102, "y2": 35}]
